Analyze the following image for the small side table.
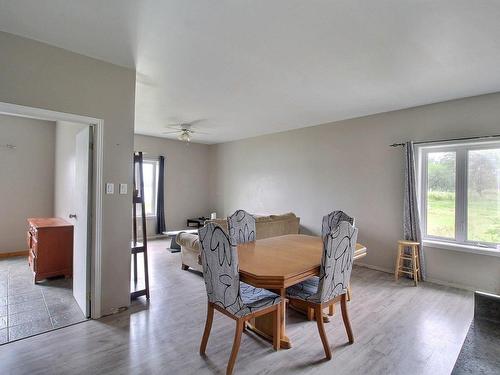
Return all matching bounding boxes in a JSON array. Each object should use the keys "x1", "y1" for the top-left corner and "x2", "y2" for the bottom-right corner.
[
  {"x1": 395, "y1": 240, "x2": 421, "y2": 286},
  {"x1": 186, "y1": 217, "x2": 208, "y2": 228}
]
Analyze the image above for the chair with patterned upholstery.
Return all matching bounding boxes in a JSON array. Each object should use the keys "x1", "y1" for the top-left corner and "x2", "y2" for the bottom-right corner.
[
  {"x1": 227, "y1": 209, "x2": 256, "y2": 244},
  {"x1": 321, "y1": 210, "x2": 355, "y2": 239},
  {"x1": 286, "y1": 221, "x2": 358, "y2": 360},
  {"x1": 198, "y1": 222, "x2": 281, "y2": 375},
  {"x1": 321, "y1": 210, "x2": 355, "y2": 306}
]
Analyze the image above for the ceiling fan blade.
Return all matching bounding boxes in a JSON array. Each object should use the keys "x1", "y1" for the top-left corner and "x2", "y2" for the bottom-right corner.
[
  {"x1": 189, "y1": 118, "x2": 207, "y2": 126},
  {"x1": 190, "y1": 130, "x2": 209, "y2": 135},
  {"x1": 161, "y1": 131, "x2": 181, "y2": 134},
  {"x1": 169, "y1": 119, "x2": 205, "y2": 127}
]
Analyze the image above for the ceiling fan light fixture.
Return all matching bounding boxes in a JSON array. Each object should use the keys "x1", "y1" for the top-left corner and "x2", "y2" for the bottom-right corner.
[{"x1": 178, "y1": 131, "x2": 191, "y2": 143}]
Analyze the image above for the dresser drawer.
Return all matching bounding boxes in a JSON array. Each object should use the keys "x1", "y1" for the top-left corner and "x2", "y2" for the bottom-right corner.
[{"x1": 27, "y1": 218, "x2": 73, "y2": 282}]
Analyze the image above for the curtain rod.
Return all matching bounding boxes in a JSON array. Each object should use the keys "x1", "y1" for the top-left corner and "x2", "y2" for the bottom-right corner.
[{"x1": 390, "y1": 134, "x2": 500, "y2": 147}]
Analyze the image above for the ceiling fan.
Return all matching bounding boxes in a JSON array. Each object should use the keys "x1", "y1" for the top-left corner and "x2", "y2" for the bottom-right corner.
[{"x1": 161, "y1": 120, "x2": 208, "y2": 143}]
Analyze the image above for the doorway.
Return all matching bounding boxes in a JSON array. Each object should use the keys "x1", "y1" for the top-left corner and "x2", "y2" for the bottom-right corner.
[{"x1": 0, "y1": 102, "x2": 103, "y2": 344}]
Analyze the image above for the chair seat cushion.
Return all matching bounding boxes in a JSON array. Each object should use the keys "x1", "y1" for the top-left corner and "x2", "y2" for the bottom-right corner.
[
  {"x1": 236, "y1": 282, "x2": 281, "y2": 317},
  {"x1": 286, "y1": 276, "x2": 320, "y2": 303}
]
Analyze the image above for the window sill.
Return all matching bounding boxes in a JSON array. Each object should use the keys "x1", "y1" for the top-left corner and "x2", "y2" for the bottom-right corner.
[{"x1": 423, "y1": 240, "x2": 500, "y2": 258}]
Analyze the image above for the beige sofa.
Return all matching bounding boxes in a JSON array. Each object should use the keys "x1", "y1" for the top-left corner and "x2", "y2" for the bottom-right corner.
[{"x1": 176, "y1": 212, "x2": 300, "y2": 272}]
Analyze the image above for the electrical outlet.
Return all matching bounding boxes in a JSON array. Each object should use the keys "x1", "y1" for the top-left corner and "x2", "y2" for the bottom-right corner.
[
  {"x1": 119, "y1": 183, "x2": 128, "y2": 195},
  {"x1": 105, "y1": 183, "x2": 114, "y2": 194}
]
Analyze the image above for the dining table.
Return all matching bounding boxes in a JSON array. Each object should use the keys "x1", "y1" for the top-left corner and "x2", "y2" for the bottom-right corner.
[{"x1": 237, "y1": 234, "x2": 367, "y2": 349}]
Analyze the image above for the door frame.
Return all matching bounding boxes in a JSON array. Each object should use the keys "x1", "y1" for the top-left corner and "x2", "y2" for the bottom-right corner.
[{"x1": 0, "y1": 101, "x2": 103, "y2": 318}]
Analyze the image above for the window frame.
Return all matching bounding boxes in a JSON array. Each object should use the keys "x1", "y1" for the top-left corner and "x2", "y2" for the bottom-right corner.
[
  {"x1": 416, "y1": 139, "x2": 500, "y2": 251},
  {"x1": 136, "y1": 158, "x2": 159, "y2": 218}
]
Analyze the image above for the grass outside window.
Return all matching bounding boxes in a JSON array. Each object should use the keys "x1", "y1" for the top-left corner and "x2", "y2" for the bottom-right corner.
[{"x1": 427, "y1": 190, "x2": 500, "y2": 243}]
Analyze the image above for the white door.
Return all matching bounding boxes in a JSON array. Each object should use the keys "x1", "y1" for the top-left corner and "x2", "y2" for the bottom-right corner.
[{"x1": 73, "y1": 126, "x2": 93, "y2": 317}]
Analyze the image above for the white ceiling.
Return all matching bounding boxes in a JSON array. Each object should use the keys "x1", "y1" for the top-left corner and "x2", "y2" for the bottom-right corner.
[{"x1": 1, "y1": 1, "x2": 500, "y2": 144}]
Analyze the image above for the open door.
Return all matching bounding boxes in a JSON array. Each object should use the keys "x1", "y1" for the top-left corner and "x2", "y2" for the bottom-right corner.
[{"x1": 73, "y1": 126, "x2": 93, "y2": 317}]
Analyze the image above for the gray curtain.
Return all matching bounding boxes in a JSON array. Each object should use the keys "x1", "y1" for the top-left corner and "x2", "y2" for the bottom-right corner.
[{"x1": 403, "y1": 141, "x2": 426, "y2": 279}]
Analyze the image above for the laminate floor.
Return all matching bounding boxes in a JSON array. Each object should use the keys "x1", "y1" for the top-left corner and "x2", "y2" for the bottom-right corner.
[
  {"x1": 0, "y1": 256, "x2": 86, "y2": 345},
  {"x1": 0, "y1": 240, "x2": 473, "y2": 375}
]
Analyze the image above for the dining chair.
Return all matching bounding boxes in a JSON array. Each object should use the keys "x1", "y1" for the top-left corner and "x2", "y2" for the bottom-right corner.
[
  {"x1": 198, "y1": 222, "x2": 281, "y2": 375},
  {"x1": 287, "y1": 221, "x2": 358, "y2": 360},
  {"x1": 321, "y1": 210, "x2": 355, "y2": 307},
  {"x1": 321, "y1": 210, "x2": 355, "y2": 239},
  {"x1": 227, "y1": 209, "x2": 256, "y2": 244}
]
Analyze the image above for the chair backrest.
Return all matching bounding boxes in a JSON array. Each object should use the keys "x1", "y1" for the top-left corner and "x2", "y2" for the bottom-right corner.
[
  {"x1": 199, "y1": 222, "x2": 244, "y2": 314},
  {"x1": 321, "y1": 211, "x2": 355, "y2": 239},
  {"x1": 227, "y1": 209, "x2": 256, "y2": 244},
  {"x1": 316, "y1": 221, "x2": 358, "y2": 303}
]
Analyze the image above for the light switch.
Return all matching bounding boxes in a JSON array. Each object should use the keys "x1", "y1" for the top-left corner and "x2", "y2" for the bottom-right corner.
[
  {"x1": 106, "y1": 183, "x2": 114, "y2": 194},
  {"x1": 119, "y1": 183, "x2": 128, "y2": 195}
]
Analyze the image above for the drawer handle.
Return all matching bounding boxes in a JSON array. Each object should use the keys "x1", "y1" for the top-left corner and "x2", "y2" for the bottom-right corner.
[{"x1": 69, "y1": 214, "x2": 77, "y2": 219}]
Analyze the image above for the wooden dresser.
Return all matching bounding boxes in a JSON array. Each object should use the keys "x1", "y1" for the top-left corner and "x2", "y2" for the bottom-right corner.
[{"x1": 27, "y1": 218, "x2": 73, "y2": 283}]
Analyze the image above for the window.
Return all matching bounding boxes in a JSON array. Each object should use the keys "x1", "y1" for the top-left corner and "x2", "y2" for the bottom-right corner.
[
  {"x1": 418, "y1": 140, "x2": 500, "y2": 249},
  {"x1": 136, "y1": 159, "x2": 159, "y2": 217}
]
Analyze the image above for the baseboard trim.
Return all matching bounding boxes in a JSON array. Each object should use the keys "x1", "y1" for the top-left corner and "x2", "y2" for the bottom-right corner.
[
  {"x1": 356, "y1": 262, "x2": 393, "y2": 274},
  {"x1": 424, "y1": 277, "x2": 479, "y2": 293},
  {"x1": 136, "y1": 234, "x2": 168, "y2": 241},
  {"x1": 0, "y1": 250, "x2": 29, "y2": 259},
  {"x1": 150, "y1": 234, "x2": 168, "y2": 240},
  {"x1": 356, "y1": 262, "x2": 483, "y2": 293}
]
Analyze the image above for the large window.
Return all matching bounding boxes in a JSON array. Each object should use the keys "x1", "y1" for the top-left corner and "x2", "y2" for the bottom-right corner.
[
  {"x1": 136, "y1": 159, "x2": 159, "y2": 217},
  {"x1": 418, "y1": 141, "x2": 500, "y2": 249}
]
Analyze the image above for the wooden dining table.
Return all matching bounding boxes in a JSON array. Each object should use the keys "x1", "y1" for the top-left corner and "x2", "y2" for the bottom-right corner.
[{"x1": 238, "y1": 234, "x2": 367, "y2": 349}]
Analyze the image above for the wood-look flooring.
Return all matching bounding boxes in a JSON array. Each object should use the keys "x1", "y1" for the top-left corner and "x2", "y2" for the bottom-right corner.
[{"x1": 0, "y1": 239, "x2": 473, "y2": 375}]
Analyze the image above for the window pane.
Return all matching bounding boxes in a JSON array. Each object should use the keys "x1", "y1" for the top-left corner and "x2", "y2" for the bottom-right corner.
[
  {"x1": 467, "y1": 148, "x2": 500, "y2": 244},
  {"x1": 142, "y1": 163, "x2": 155, "y2": 216},
  {"x1": 427, "y1": 152, "x2": 456, "y2": 238}
]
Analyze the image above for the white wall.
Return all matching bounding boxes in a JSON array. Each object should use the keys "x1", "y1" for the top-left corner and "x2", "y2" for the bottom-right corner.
[
  {"x1": 54, "y1": 121, "x2": 88, "y2": 221},
  {"x1": 134, "y1": 134, "x2": 213, "y2": 233},
  {"x1": 211, "y1": 93, "x2": 500, "y2": 294},
  {"x1": 0, "y1": 31, "x2": 136, "y2": 316},
  {"x1": 0, "y1": 114, "x2": 55, "y2": 253}
]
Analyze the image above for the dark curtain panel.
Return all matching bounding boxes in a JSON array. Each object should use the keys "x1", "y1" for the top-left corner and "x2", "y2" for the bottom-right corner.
[{"x1": 156, "y1": 155, "x2": 166, "y2": 234}]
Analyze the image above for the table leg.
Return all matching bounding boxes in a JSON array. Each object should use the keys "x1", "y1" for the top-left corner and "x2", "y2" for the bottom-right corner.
[
  {"x1": 246, "y1": 288, "x2": 292, "y2": 349},
  {"x1": 278, "y1": 288, "x2": 291, "y2": 348},
  {"x1": 289, "y1": 299, "x2": 331, "y2": 322}
]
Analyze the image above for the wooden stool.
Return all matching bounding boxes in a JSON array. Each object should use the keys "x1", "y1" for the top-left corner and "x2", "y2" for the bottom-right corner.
[{"x1": 395, "y1": 240, "x2": 421, "y2": 286}]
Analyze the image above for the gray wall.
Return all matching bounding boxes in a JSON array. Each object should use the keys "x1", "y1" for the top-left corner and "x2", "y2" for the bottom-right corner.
[
  {"x1": 211, "y1": 93, "x2": 500, "y2": 294},
  {"x1": 54, "y1": 121, "x2": 88, "y2": 222},
  {"x1": 134, "y1": 134, "x2": 213, "y2": 232},
  {"x1": 0, "y1": 114, "x2": 55, "y2": 253},
  {"x1": 0, "y1": 31, "x2": 136, "y2": 316}
]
